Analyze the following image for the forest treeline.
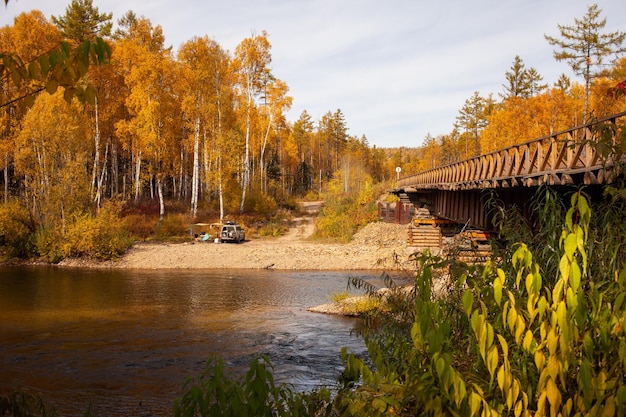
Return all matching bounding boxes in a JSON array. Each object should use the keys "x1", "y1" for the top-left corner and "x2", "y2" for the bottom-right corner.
[{"x1": 0, "y1": 1, "x2": 625, "y2": 261}]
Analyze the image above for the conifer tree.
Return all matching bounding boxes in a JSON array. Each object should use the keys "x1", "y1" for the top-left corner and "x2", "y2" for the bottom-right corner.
[
  {"x1": 502, "y1": 56, "x2": 547, "y2": 99},
  {"x1": 545, "y1": 4, "x2": 626, "y2": 122},
  {"x1": 51, "y1": 0, "x2": 112, "y2": 42}
]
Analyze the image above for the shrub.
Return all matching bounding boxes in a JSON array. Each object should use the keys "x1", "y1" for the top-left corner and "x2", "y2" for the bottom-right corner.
[
  {"x1": 174, "y1": 356, "x2": 329, "y2": 417},
  {"x1": 0, "y1": 199, "x2": 34, "y2": 258},
  {"x1": 244, "y1": 190, "x2": 278, "y2": 218},
  {"x1": 153, "y1": 213, "x2": 191, "y2": 242},
  {"x1": 0, "y1": 389, "x2": 58, "y2": 417},
  {"x1": 62, "y1": 204, "x2": 133, "y2": 260},
  {"x1": 337, "y1": 191, "x2": 626, "y2": 416},
  {"x1": 256, "y1": 220, "x2": 289, "y2": 237},
  {"x1": 123, "y1": 213, "x2": 158, "y2": 241},
  {"x1": 34, "y1": 225, "x2": 64, "y2": 263}
]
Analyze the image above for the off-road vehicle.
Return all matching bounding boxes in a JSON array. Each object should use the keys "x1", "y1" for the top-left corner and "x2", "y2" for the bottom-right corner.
[{"x1": 220, "y1": 222, "x2": 245, "y2": 243}]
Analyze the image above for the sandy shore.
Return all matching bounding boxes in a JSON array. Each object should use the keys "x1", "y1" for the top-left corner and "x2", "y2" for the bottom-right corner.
[{"x1": 59, "y1": 221, "x2": 415, "y2": 271}]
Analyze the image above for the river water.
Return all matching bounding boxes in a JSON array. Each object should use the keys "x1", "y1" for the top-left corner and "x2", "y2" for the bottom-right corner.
[{"x1": 0, "y1": 266, "x2": 387, "y2": 416}]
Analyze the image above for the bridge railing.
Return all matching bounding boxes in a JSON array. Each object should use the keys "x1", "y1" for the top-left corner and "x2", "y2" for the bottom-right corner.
[{"x1": 398, "y1": 111, "x2": 626, "y2": 191}]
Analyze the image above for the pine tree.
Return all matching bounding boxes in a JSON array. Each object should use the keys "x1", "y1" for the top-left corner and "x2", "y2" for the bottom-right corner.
[
  {"x1": 545, "y1": 4, "x2": 626, "y2": 122},
  {"x1": 51, "y1": 0, "x2": 112, "y2": 42},
  {"x1": 502, "y1": 56, "x2": 547, "y2": 99},
  {"x1": 455, "y1": 92, "x2": 491, "y2": 159}
]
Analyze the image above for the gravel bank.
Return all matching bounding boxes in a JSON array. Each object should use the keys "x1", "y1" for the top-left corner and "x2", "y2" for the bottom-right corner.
[{"x1": 60, "y1": 221, "x2": 416, "y2": 271}]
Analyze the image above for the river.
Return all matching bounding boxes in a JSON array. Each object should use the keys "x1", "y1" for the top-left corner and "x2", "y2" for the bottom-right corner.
[{"x1": 0, "y1": 266, "x2": 387, "y2": 416}]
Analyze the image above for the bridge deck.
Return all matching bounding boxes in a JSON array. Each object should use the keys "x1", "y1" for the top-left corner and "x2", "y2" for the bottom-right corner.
[
  {"x1": 391, "y1": 111, "x2": 626, "y2": 231},
  {"x1": 396, "y1": 111, "x2": 626, "y2": 192}
]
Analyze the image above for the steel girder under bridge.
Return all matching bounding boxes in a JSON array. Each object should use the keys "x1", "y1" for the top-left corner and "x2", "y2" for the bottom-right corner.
[{"x1": 391, "y1": 111, "x2": 626, "y2": 230}]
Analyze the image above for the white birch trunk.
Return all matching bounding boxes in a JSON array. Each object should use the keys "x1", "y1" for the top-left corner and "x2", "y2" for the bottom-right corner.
[
  {"x1": 91, "y1": 97, "x2": 101, "y2": 208},
  {"x1": 190, "y1": 116, "x2": 201, "y2": 217},
  {"x1": 157, "y1": 175, "x2": 165, "y2": 220},
  {"x1": 134, "y1": 150, "x2": 142, "y2": 202}
]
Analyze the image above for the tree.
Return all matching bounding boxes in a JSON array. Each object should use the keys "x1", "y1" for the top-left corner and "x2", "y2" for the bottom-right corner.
[
  {"x1": 0, "y1": 9, "x2": 110, "y2": 111},
  {"x1": 502, "y1": 56, "x2": 547, "y2": 99},
  {"x1": 232, "y1": 30, "x2": 272, "y2": 214},
  {"x1": 178, "y1": 36, "x2": 234, "y2": 219},
  {"x1": 258, "y1": 77, "x2": 291, "y2": 192},
  {"x1": 545, "y1": 4, "x2": 626, "y2": 122},
  {"x1": 51, "y1": 0, "x2": 114, "y2": 211},
  {"x1": 290, "y1": 111, "x2": 314, "y2": 194},
  {"x1": 455, "y1": 91, "x2": 491, "y2": 159},
  {"x1": 554, "y1": 73, "x2": 572, "y2": 93},
  {"x1": 51, "y1": 0, "x2": 112, "y2": 43},
  {"x1": 14, "y1": 91, "x2": 90, "y2": 229},
  {"x1": 115, "y1": 17, "x2": 177, "y2": 218}
]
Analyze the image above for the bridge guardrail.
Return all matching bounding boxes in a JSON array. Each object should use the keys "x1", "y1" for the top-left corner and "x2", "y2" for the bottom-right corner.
[{"x1": 397, "y1": 111, "x2": 626, "y2": 191}]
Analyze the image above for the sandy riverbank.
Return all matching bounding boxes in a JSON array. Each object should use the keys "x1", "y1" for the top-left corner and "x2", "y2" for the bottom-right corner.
[{"x1": 58, "y1": 220, "x2": 417, "y2": 271}]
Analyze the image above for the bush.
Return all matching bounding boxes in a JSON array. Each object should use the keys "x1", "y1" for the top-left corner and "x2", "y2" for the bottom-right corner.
[
  {"x1": 62, "y1": 204, "x2": 133, "y2": 260},
  {"x1": 0, "y1": 389, "x2": 58, "y2": 417},
  {"x1": 174, "y1": 356, "x2": 330, "y2": 417},
  {"x1": 34, "y1": 225, "x2": 64, "y2": 263},
  {"x1": 313, "y1": 196, "x2": 378, "y2": 242},
  {"x1": 122, "y1": 213, "x2": 158, "y2": 241},
  {"x1": 337, "y1": 191, "x2": 626, "y2": 416},
  {"x1": 153, "y1": 213, "x2": 191, "y2": 242},
  {"x1": 244, "y1": 190, "x2": 278, "y2": 218},
  {"x1": 0, "y1": 200, "x2": 34, "y2": 258}
]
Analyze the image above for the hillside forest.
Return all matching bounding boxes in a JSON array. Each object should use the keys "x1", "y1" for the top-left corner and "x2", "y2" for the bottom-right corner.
[{"x1": 0, "y1": 1, "x2": 625, "y2": 261}]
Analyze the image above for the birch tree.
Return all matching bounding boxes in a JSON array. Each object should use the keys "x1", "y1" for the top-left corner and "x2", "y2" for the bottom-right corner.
[
  {"x1": 179, "y1": 36, "x2": 233, "y2": 218},
  {"x1": 14, "y1": 91, "x2": 89, "y2": 229},
  {"x1": 232, "y1": 30, "x2": 272, "y2": 214},
  {"x1": 115, "y1": 17, "x2": 176, "y2": 218},
  {"x1": 51, "y1": 0, "x2": 113, "y2": 210}
]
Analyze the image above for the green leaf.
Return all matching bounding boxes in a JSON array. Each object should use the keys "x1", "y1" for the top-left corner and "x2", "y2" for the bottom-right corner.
[
  {"x1": 63, "y1": 86, "x2": 74, "y2": 103},
  {"x1": 435, "y1": 355, "x2": 447, "y2": 379},
  {"x1": 563, "y1": 233, "x2": 577, "y2": 261},
  {"x1": 45, "y1": 79, "x2": 58, "y2": 94},
  {"x1": 579, "y1": 360, "x2": 592, "y2": 404},
  {"x1": 38, "y1": 54, "x2": 50, "y2": 75},
  {"x1": 28, "y1": 60, "x2": 40, "y2": 79},
  {"x1": 462, "y1": 289, "x2": 474, "y2": 317}
]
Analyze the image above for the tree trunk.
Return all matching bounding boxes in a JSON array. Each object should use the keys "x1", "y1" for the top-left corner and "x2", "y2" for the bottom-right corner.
[
  {"x1": 134, "y1": 150, "x2": 142, "y2": 202},
  {"x1": 260, "y1": 111, "x2": 272, "y2": 192},
  {"x1": 190, "y1": 116, "x2": 200, "y2": 217},
  {"x1": 91, "y1": 97, "x2": 101, "y2": 208},
  {"x1": 157, "y1": 175, "x2": 165, "y2": 220}
]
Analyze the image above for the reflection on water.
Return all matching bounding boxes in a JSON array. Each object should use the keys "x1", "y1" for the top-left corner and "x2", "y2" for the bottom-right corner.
[{"x1": 0, "y1": 266, "x2": 387, "y2": 416}]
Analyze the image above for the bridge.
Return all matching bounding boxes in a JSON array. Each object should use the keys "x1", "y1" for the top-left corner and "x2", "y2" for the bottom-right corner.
[{"x1": 387, "y1": 111, "x2": 626, "y2": 240}]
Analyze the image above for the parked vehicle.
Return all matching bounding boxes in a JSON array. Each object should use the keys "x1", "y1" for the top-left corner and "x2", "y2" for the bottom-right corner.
[{"x1": 220, "y1": 222, "x2": 245, "y2": 243}]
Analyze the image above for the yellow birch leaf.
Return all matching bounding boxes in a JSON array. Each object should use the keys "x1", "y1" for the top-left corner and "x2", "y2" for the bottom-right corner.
[
  {"x1": 523, "y1": 330, "x2": 534, "y2": 352},
  {"x1": 469, "y1": 392, "x2": 481, "y2": 416},
  {"x1": 546, "y1": 378, "x2": 561, "y2": 409},
  {"x1": 487, "y1": 345, "x2": 499, "y2": 379},
  {"x1": 497, "y1": 365, "x2": 506, "y2": 391},
  {"x1": 535, "y1": 350, "x2": 546, "y2": 370},
  {"x1": 547, "y1": 355, "x2": 560, "y2": 380},
  {"x1": 514, "y1": 399, "x2": 523, "y2": 417},
  {"x1": 601, "y1": 397, "x2": 615, "y2": 417}
]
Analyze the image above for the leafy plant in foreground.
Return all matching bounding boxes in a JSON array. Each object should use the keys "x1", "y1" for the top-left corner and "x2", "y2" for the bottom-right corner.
[
  {"x1": 173, "y1": 356, "x2": 332, "y2": 417},
  {"x1": 338, "y1": 191, "x2": 626, "y2": 416}
]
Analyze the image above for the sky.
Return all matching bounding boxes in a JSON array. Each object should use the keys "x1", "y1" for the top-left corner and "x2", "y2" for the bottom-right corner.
[{"x1": 1, "y1": 0, "x2": 625, "y2": 148}]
